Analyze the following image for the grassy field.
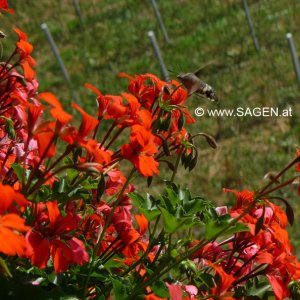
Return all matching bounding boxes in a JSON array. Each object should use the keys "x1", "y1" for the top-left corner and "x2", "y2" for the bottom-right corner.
[{"x1": 2, "y1": 0, "x2": 300, "y2": 250}]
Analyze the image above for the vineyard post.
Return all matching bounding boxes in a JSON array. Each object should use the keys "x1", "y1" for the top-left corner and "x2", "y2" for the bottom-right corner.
[
  {"x1": 40, "y1": 23, "x2": 81, "y2": 104},
  {"x1": 286, "y1": 33, "x2": 300, "y2": 88},
  {"x1": 72, "y1": 0, "x2": 84, "y2": 28},
  {"x1": 242, "y1": 0, "x2": 260, "y2": 53},
  {"x1": 150, "y1": 0, "x2": 171, "y2": 44},
  {"x1": 148, "y1": 30, "x2": 169, "y2": 82}
]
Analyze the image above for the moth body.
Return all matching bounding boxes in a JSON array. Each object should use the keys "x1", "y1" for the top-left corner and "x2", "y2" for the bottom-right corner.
[{"x1": 177, "y1": 71, "x2": 218, "y2": 102}]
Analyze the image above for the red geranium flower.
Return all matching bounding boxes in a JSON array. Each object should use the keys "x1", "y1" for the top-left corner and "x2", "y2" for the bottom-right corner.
[
  {"x1": 26, "y1": 201, "x2": 89, "y2": 273},
  {"x1": 121, "y1": 125, "x2": 159, "y2": 176},
  {"x1": 39, "y1": 92, "x2": 73, "y2": 125},
  {"x1": 14, "y1": 28, "x2": 36, "y2": 80},
  {"x1": 0, "y1": 0, "x2": 14, "y2": 13},
  {"x1": 0, "y1": 183, "x2": 30, "y2": 257},
  {"x1": 0, "y1": 213, "x2": 30, "y2": 256}
]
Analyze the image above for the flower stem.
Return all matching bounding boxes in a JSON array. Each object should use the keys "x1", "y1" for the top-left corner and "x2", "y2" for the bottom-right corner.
[{"x1": 83, "y1": 168, "x2": 135, "y2": 299}]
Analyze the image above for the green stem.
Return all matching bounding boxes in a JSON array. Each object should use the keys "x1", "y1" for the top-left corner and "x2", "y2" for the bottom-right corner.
[
  {"x1": 257, "y1": 155, "x2": 300, "y2": 196},
  {"x1": 121, "y1": 216, "x2": 161, "y2": 277},
  {"x1": 83, "y1": 168, "x2": 135, "y2": 299},
  {"x1": 129, "y1": 200, "x2": 257, "y2": 298},
  {"x1": 258, "y1": 175, "x2": 299, "y2": 198},
  {"x1": 170, "y1": 147, "x2": 183, "y2": 182},
  {"x1": 23, "y1": 133, "x2": 57, "y2": 194},
  {"x1": 92, "y1": 116, "x2": 103, "y2": 139},
  {"x1": 96, "y1": 168, "x2": 135, "y2": 255},
  {"x1": 104, "y1": 127, "x2": 124, "y2": 150},
  {"x1": 100, "y1": 122, "x2": 116, "y2": 148}
]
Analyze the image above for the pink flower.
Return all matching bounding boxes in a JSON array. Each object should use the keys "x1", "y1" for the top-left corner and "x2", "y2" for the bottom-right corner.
[{"x1": 215, "y1": 206, "x2": 228, "y2": 216}]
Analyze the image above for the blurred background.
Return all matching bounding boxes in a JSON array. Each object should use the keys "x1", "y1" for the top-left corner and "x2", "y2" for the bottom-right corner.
[{"x1": 2, "y1": 0, "x2": 300, "y2": 251}]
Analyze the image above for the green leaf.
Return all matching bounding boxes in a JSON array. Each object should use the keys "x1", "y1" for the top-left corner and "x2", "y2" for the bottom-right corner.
[
  {"x1": 0, "y1": 257, "x2": 12, "y2": 278},
  {"x1": 151, "y1": 281, "x2": 169, "y2": 298},
  {"x1": 180, "y1": 259, "x2": 197, "y2": 273},
  {"x1": 129, "y1": 192, "x2": 144, "y2": 207},
  {"x1": 111, "y1": 277, "x2": 128, "y2": 300},
  {"x1": 183, "y1": 198, "x2": 208, "y2": 215},
  {"x1": 67, "y1": 186, "x2": 84, "y2": 197},
  {"x1": 178, "y1": 186, "x2": 190, "y2": 203},
  {"x1": 11, "y1": 163, "x2": 24, "y2": 183},
  {"x1": 194, "y1": 273, "x2": 215, "y2": 289},
  {"x1": 165, "y1": 186, "x2": 179, "y2": 207},
  {"x1": 161, "y1": 113, "x2": 172, "y2": 131},
  {"x1": 129, "y1": 192, "x2": 160, "y2": 221},
  {"x1": 96, "y1": 175, "x2": 106, "y2": 200},
  {"x1": 178, "y1": 110, "x2": 185, "y2": 130},
  {"x1": 0, "y1": 273, "x2": 68, "y2": 300},
  {"x1": 159, "y1": 160, "x2": 175, "y2": 171},
  {"x1": 205, "y1": 215, "x2": 250, "y2": 240},
  {"x1": 159, "y1": 206, "x2": 194, "y2": 233},
  {"x1": 246, "y1": 280, "x2": 272, "y2": 297},
  {"x1": 58, "y1": 178, "x2": 66, "y2": 193}
]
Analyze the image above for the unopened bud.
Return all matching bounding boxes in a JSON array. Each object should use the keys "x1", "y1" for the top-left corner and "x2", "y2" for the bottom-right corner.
[
  {"x1": 191, "y1": 132, "x2": 217, "y2": 149},
  {"x1": 263, "y1": 171, "x2": 280, "y2": 184},
  {"x1": 76, "y1": 163, "x2": 103, "y2": 174}
]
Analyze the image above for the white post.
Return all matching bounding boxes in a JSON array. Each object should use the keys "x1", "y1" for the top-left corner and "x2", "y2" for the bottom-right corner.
[
  {"x1": 242, "y1": 0, "x2": 260, "y2": 53},
  {"x1": 40, "y1": 23, "x2": 81, "y2": 104},
  {"x1": 286, "y1": 33, "x2": 300, "y2": 88},
  {"x1": 148, "y1": 31, "x2": 169, "y2": 82},
  {"x1": 150, "y1": 0, "x2": 171, "y2": 44},
  {"x1": 72, "y1": 0, "x2": 84, "y2": 28}
]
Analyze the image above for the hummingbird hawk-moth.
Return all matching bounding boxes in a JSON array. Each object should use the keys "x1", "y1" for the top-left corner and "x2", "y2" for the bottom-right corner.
[{"x1": 176, "y1": 64, "x2": 218, "y2": 101}]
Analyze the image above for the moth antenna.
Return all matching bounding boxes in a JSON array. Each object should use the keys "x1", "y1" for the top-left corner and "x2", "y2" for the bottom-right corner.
[
  {"x1": 167, "y1": 68, "x2": 177, "y2": 74},
  {"x1": 194, "y1": 60, "x2": 216, "y2": 77},
  {"x1": 176, "y1": 63, "x2": 183, "y2": 73}
]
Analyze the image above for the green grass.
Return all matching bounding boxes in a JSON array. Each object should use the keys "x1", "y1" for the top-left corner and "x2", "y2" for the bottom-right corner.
[{"x1": 2, "y1": 0, "x2": 300, "y2": 251}]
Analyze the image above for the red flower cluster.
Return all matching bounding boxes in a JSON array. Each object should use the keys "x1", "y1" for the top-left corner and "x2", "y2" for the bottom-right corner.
[
  {"x1": 1, "y1": 3, "x2": 300, "y2": 299},
  {"x1": 190, "y1": 189, "x2": 300, "y2": 300},
  {"x1": 0, "y1": 18, "x2": 195, "y2": 276},
  {"x1": 0, "y1": 183, "x2": 29, "y2": 257},
  {"x1": 0, "y1": 0, "x2": 14, "y2": 13},
  {"x1": 26, "y1": 201, "x2": 89, "y2": 273}
]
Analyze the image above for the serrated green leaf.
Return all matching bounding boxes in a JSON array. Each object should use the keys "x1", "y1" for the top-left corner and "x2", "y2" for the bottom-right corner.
[
  {"x1": 205, "y1": 215, "x2": 250, "y2": 240},
  {"x1": 160, "y1": 206, "x2": 194, "y2": 233},
  {"x1": 129, "y1": 192, "x2": 160, "y2": 221}
]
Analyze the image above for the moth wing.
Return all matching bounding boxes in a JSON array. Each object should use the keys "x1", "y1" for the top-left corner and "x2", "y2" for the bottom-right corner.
[{"x1": 188, "y1": 83, "x2": 202, "y2": 96}]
